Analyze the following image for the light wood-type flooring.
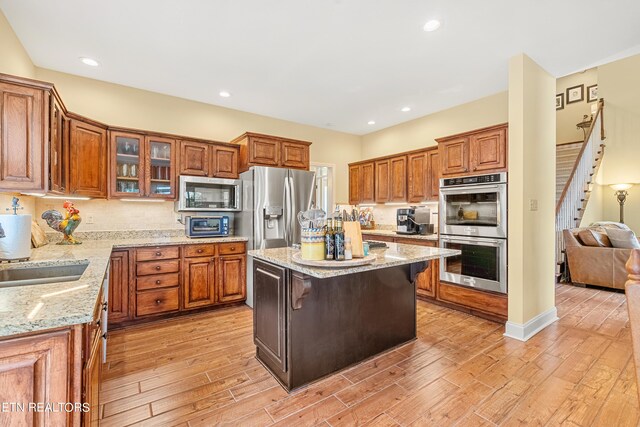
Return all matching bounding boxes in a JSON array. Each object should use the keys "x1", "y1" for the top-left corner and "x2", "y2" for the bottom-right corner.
[{"x1": 100, "y1": 283, "x2": 638, "y2": 426}]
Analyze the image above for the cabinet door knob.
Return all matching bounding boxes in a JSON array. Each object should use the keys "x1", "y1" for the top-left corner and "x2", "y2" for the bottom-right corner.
[
  {"x1": 156, "y1": 280, "x2": 161, "y2": 285},
  {"x1": 230, "y1": 247, "x2": 235, "y2": 251},
  {"x1": 155, "y1": 265, "x2": 161, "y2": 271},
  {"x1": 156, "y1": 252, "x2": 162, "y2": 256},
  {"x1": 197, "y1": 249, "x2": 203, "y2": 253},
  {"x1": 155, "y1": 299, "x2": 161, "y2": 305}
]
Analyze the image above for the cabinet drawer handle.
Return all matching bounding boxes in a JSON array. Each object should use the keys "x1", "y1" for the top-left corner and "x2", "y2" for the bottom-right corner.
[
  {"x1": 197, "y1": 249, "x2": 203, "y2": 253},
  {"x1": 156, "y1": 280, "x2": 161, "y2": 285},
  {"x1": 155, "y1": 266, "x2": 161, "y2": 271},
  {"x1": 155, "y1": 299, "x2": 161, "y2": 305},
  {"x1": 230, "y1": 247, "x2": 235, "y2": 250},
  {"x1": 155, "y1": 252, "x2": 162, "y2": 256}
]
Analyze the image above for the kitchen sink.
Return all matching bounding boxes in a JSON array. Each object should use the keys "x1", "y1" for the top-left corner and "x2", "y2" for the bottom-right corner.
[{"x1": 0, "y1": 262, "x2": 89, "y2": 288}]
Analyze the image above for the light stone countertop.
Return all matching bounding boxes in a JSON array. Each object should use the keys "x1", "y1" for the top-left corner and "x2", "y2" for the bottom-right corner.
[
  {"x1": 360, "y1": 229, "x2": 439, "y2": 241},
  {"x1": 249, "y1": 243, "x2": 459, "y2": 279},
  {"x1": 0, "y1": 234, "x2": 248, "y2": 338}
]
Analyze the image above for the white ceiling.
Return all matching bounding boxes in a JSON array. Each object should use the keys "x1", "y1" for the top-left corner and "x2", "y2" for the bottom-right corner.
[{"x1": 2, "y1": 0, "x2": 640, "y2": 135}]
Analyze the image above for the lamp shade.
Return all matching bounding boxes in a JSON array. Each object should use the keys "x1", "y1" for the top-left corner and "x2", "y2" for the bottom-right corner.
[{"x1": 610, "y1": 183, "x2": 633, "y2": 191}]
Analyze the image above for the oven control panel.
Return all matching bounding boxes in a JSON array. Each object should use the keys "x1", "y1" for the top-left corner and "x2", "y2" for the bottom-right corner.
[{"x1": 441, "y1": 172, "x2": 507, "y2": 187}]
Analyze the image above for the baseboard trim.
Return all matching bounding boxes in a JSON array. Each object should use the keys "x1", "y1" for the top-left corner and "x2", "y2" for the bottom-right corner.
[{"x1": 503, "y1": 307, "x2": 558, "y2": 341}]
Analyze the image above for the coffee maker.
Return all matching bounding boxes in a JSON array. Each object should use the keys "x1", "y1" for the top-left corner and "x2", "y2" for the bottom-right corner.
[{"x1": 396, "y1": 208, "x2": 418, "y2": 234}]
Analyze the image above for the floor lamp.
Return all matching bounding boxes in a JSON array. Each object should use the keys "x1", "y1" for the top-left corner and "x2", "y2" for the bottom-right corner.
[{"x1": 610, "y1": 183, "x2": 633, "y2": 223}]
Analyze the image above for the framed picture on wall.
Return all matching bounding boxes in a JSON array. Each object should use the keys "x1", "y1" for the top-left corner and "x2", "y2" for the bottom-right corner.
[
  {"x1": 566, "y1": 84, "x2": 584, "y2": 104},
  {"x1": 587, "y1": 84, "x2": 598, "y2": 102},
  {"x1": 556, "y1": 93, "x2": 564, "y2": 110}
]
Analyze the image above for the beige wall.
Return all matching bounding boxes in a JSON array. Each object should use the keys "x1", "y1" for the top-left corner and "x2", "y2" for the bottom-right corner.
[
  {"x1": 360, "y1": 92, "x2": 508, "y2": 158},
  {"x1": 0, "y1": 10, "x2": 34, "y2": 78},
  {"x1": 556, "y1": 68, "x2": 598, "y2": 144},
  {"x1": 582, "y1": 54, "x2": 640, "y2": 233},
  {"x1": 507, "y1": 54, "x2": 557, "y2": 330}
]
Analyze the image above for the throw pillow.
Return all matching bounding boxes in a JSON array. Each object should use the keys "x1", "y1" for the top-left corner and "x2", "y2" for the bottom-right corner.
[
  {"x1": 578, "y1": 229, "x2": 612, "y2": 247},
  {"x1": 591, "y1": 221, "x2": 631, "y2": 231},
  {"x1": 605, "y1": 228, "x2": 640, "y2": 249}
]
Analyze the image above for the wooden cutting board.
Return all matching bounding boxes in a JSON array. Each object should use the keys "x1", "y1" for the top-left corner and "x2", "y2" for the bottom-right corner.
[
  {"x1": 343, "y1": 221, "x2": 364, "y2": 258},
  {"x1": 31, "y1": 220, "x2": 48, "y2": 248}
]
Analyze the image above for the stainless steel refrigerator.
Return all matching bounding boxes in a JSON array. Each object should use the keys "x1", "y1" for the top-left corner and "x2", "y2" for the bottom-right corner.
[{"x1": 237, "y1": 166, "x2": 316, "y2": 307}]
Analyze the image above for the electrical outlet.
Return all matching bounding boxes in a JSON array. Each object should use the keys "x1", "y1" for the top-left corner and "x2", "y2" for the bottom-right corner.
[
  {"x1": 529, "y1": 199, "x2": 538, "y2": 211},
  {"x1": 86, "y1": 215, "x2": 95, "y2": 224}
]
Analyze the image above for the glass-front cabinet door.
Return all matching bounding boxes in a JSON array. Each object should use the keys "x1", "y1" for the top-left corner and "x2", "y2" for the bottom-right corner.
[
  {"x1": 145, "y1": 136, "x2": 176, "y2": 199},
  {"x1": 110, "y1": 132, "x2": 144, "y2": 197}
]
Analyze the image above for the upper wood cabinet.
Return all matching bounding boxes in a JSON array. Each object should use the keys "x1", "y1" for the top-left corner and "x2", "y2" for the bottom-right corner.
[
  {"x1": 145, "y1": 135, "x2": 177, "y2": 199},
  {"x1": 179, "y1": 140, "x2": 210, "y2": 176},
  {"x1": 375, "y1": 156, "x2": 406, "y2": 203},
  {"x1": 49, "y1": 93, "x2": 68, "y2": 194},
  {"x1": 407, "y1": 151, "x2": 428, "y2": 203},
  {"x1": 110, "y1": 131, "x2": 145, "y2": 198},
  {"x1": 69, "y1": 118, "x2": 108, "y2": 198},
  {"x1": 374, "y1": 159, "x2": 390, "y2": 202},
  {"x1": 348, "y1": 161, "x2": 375, "y2": 205},
  {"x1": 232, "y1": 132, "x2": 311, "y2": 172},
  {"x1": 427, "y1": 149, "x2": 440, "y2": 200},
  {"x1": 437, "y1": 123, "x2": 508, "y2": 177},
  {"x1": 211, "y1": 146, "x2": 239, "y2": 178},
  {"x1": 179, "y1": 140, "x2": 239, "y2": 179},
  {"x1": 0, "y1": 78, "x2": 48, "y2": 192},
  {"x1": 470, "y1": 126, "x2": 508, "y2": 173}
]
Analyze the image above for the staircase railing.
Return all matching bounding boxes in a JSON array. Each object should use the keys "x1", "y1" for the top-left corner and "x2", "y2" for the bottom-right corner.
[{"x1": 555, "y1": 99, "x2": 606, "y2": 272}]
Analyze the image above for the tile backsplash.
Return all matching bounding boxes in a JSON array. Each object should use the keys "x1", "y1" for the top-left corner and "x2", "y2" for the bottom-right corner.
[{"x1": 34, "y1": 199, "x2": 183, "y2": 232}]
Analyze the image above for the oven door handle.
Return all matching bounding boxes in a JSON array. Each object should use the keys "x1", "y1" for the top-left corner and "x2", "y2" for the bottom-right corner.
[
  {"x1": 441, "y1": 237, "x2": 502, "y2": 247},
  {"x1": 440, "y1": 185, "x2": 501, "y2": 194}
]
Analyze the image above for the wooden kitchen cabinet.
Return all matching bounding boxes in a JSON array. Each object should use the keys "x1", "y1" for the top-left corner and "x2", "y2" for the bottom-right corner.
[
  {"x1": 232, "y1": 132, "x2": 311, "y2": 172},
  {"x1": 348, "y1": 161, "x2": 375, "y2": 205},
  {"x1": 374, "y1": 159, "x2": 390, "y2": 202},
  {"x1": 0, "y1": 326, "x2": 82, "y2": 427},
  {"x1": 390, "y1": 156, "x2": 407, "y2": 201},
  {"x1": 211, "y1": 145, "x2": 239, "y2": 178},
  {"x1": 0, "y1": 78, "x2": 49, "y2": 192},
  {"x1": 407, "y1": 151, "x2": 428, "y2": 203},
  {"x1": 49, "y1": 92, "x2": 68, "y2": 194},
  {"x1": 83, "y1": 323, "x2": 102, "y2": 427},
  {"x1": 69, "y1": 117, "x2": 108, "y2": 197},
  {"x1": 438, "y1": 137, "x2": 469, "y2": 176},
  {"x1": 437, "y1": 123, "x2": 508, "y2": 177},
  {"x1": 179, "y1": 140, "x2": 210, "y2": 176},
  {"x1": 108, "y1": 250, "x2": 131, "y2": 326},
  {"x1": 182, "y1": 256, "x2": 217, "y2": 309},
  {"x1": 470, "y1": 125, "x2": 508, "y2": 173},
  {"x1": 218, "y1": 254, "x2": 246, "y2": 303},
  {"x1": 145, "y1": 135, "x2": 177, "y2": 199},
  {"x1": 427, "y1": 148, "x2": 440, "y2": 200},
  {"x1": 109, "y1": 131, "x2": 145, "y2": 198}
]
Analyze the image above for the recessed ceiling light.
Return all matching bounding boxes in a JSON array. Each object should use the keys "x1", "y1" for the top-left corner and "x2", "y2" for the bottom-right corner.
[
  {"x1": 367, "y1": 120, "x2": 376, "y2": 125},
  {"x1": 219, "y1": 91, "x2": 231, "y2": 98},
  {"x1": 423, "y1": 19, "x2": 441, "y2": 32},
  {"x1": 401, "y1": 107, "x2": 411, "y2": 112},
  {"x1": 79, "y1": 57, "x2": 99, "y2": 67}
]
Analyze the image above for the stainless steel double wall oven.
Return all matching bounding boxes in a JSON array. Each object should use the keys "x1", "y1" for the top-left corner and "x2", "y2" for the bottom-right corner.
[{"x1": 439, "y1": 172, "x2": 508, "y2": 294}]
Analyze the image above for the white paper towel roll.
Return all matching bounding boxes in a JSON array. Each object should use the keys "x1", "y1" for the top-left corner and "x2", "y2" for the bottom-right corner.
[{"x1": 0, "y1": 214, "x2": 32, "y2": 260}]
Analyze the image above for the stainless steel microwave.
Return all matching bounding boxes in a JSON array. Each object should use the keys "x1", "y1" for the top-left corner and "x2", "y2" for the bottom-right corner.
[
  {"x1": 177, "y1": 176, "x2": 242, "y2": 212},
  {"x1": 185, "y1": 216, "x2": 230, "y2": 238}
]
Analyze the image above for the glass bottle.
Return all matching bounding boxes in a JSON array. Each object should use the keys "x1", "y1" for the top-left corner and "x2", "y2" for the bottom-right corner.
[
  {"x1": 334, "y1": 219, "x2": 345, "y2": 261},
  {"x1": 324, "y1": 219, "x2": 334, "y2": 260},
  {"x1": 344, "y1": 237, "x2": 353, "y2": 260}
]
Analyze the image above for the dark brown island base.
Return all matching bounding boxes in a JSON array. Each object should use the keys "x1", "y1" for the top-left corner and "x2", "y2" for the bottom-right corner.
[{"x1": 248, "y1": 244, "x2": 460, "y2": 391}]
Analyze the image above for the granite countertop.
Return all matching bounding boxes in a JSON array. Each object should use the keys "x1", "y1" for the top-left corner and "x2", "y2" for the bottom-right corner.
[
  {"x1": 249, "y1": 243, "x2": 459, "y2": 279},
  {"x1": 0, "y1": 234, "x2": 248, "y2": 338},
  {"x1": 361, "y1": 229, "x2": 439, "y2": 241}
]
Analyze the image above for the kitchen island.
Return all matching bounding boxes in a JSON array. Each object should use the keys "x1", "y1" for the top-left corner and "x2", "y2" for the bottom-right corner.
[{"x1": 249, "y1": 243, "x2": 459, "y2": 391}]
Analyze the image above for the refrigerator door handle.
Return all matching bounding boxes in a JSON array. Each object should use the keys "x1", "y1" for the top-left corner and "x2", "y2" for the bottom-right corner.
[
  {"x1": 289, "y1": 176, "x2": 296, "y2": 243},
  {"x1": 283, "y1": 176, "x2": 291, "y2": 245}
]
